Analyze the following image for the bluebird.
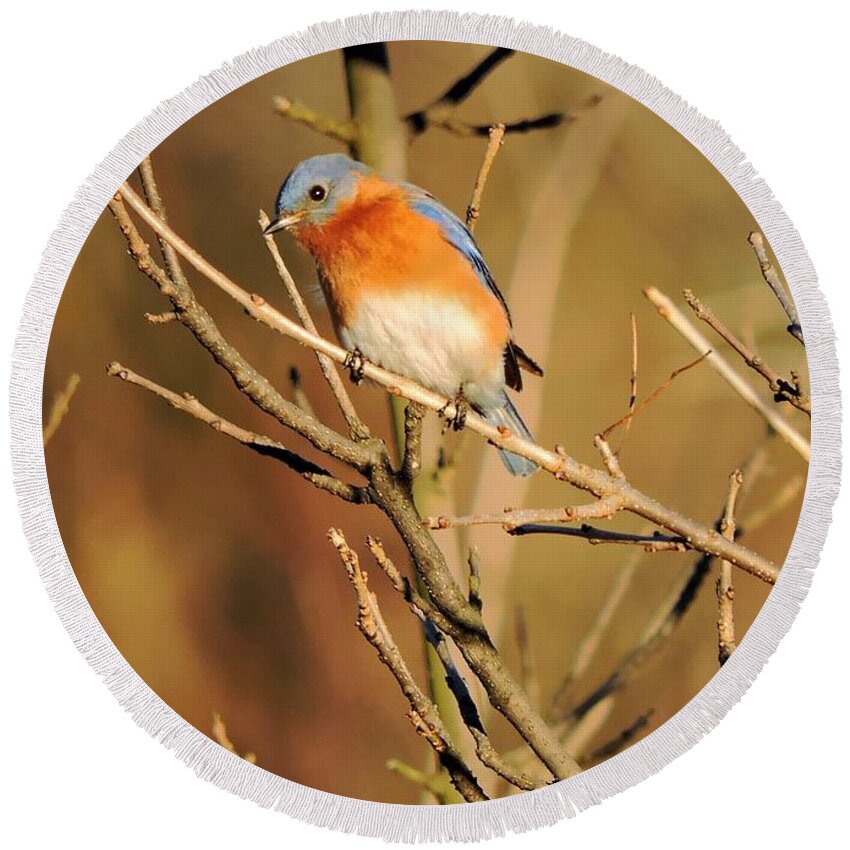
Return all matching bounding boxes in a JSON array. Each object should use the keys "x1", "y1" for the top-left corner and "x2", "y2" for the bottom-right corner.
[{"x1": 264, "y1": 153, "x2": 543, "y2": 476}]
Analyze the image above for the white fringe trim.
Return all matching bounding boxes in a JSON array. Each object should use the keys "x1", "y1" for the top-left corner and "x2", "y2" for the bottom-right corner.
[{"x1": 8, "y1": 10, "x2": 841, "y2": 843}]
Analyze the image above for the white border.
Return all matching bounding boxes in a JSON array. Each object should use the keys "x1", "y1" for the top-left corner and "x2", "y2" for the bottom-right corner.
[{"x1": 8, "y1": 10, "x2": 841, "y2": 842}]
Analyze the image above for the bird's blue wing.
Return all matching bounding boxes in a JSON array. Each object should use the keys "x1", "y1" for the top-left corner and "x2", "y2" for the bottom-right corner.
[{"x1": 404, "y1": 185, "x2": 512, "y2": 325}]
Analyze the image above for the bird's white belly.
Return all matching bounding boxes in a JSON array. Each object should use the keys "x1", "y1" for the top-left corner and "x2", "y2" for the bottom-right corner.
[{"x1": 340, "y1": 290, "x2": 505, "y2": 409}]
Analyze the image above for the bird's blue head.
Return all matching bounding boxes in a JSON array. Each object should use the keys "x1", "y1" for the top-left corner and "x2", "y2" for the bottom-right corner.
[{"x1": 264, "y1": 154, "x2": 371, "y2": 234}]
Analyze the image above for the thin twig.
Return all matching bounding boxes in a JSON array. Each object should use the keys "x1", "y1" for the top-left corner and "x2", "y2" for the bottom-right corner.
[
  {"x1": 404, "y1": 49, "x2": 599, "y2": 139},
  {"x1": 365, "y1": 537, "x2": 459, "y2": 637},
  {"x1": 106, "y1": 362, "x2": 366, "y2": 503},
  {"x1": 404, "y1": 48, "x2": 571, "y2": 139},
  {"x1": 683, "y1": 289, "x2": 810, "y2": 416},
  {"x1": 138, "y1": 157, "x2": 190, "y2": 291},
  {"x1": 433, "y1": 114, "x2": 567, "y2": 138},
  {"x1": 717, "y1": 470, "x2": 743, "y2": 665},
  {"x1": 600, "y1": 351, "x2": 710, "y2": 440},
  {"x1": 426, "y1": 494, "x2": 623, "y2": 531},
  {"x1": 644, "y1": 287, "x2": 810, "y2": 462},
  {"x1": 260, "y1": 209, "x2": 366, "y2": 437},
  {"x1": 42, "y1": 373, "x2": 80, "y2": 447},
  {"x1": 466, "y1": 124, "x2": 505, "y2": 231},
  {"x1": 405, "y1": 47, "x2": 516, "y2": 134},
  {"x1": 510, "y1": 524, "x2": 688, "y2": 551},
  {"x1": 471, "y1": 730, "x2": 543, "y2": 792},
  {"x1": 418, "y1": 616, "x2": 485, "y2": 734},
  {"x1": 272, "y1": 96, "x2": 358, "y2": 144},
  {"x1": 748, "y1": 231, "x2": 803, "y2": 345},
  {"x1": 114, "y1": 180, "x2": 779, "y2": 585},
  {"x1": 144, "y1": 310, "x2": 178, "y2": 324},
  {"x1": 328, "y1": 529, "x2": 487, "y2": 802}
]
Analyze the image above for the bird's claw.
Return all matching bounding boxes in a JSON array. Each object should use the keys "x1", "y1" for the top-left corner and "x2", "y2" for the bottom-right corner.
[
  {"x1": 440, "y1": 391, "x2": 469, "y2": 432},
  {"x1": 344, "y1": 348, "x2": 366, "y2": 385}
]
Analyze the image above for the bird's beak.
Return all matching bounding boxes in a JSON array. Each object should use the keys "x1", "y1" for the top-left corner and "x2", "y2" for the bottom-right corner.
[{"x1": 263, "y1": 209, "x2": 307, "y2": 235}]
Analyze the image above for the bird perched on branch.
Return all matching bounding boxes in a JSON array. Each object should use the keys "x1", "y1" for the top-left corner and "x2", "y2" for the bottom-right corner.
[{"x1": 264, "y1": 153, "x2": 542, "y2": 476}]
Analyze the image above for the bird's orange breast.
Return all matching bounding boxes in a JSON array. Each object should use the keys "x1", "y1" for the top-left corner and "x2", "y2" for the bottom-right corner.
[{"x1": 295, "y1": 174, "x2": 510, "y2": 348}]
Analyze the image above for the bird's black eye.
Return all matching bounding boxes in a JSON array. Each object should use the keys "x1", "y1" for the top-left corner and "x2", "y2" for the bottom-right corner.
[{"x1": 309, "y1": 184, "x2": 327, "y2": 202}]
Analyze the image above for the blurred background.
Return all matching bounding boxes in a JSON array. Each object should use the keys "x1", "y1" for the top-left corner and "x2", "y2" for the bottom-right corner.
[{"x1": 43, "y1": 43, "x2": 808, "y2": 804}]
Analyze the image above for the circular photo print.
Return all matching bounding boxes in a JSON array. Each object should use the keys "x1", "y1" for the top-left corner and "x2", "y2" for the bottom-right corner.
[{"x1": 43, "y1": 41, "x2": 810, "y2": 806}]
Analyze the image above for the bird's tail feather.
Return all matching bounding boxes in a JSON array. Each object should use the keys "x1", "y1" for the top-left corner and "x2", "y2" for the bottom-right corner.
[{"x1": 486, "y1": 395, "x2": 538, "y2": 477}]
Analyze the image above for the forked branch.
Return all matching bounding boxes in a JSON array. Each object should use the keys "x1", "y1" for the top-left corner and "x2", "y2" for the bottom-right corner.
[
  {"x1": 328, "y1": 529, "x2": 488, "y2": 802},
  {"x1": 683, "y1": 289, "x2": 810, "y2": 417}
]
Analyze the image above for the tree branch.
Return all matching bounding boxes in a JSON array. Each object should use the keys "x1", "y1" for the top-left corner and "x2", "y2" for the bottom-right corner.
[
  {"x1": 717, "y1": 470, "x2": 743, "y2": 665},
  {"x1": 426, "y1": 494, "x2": 623, "y2": 531},
  {"x1": 623, "y1": 312, "x2": 638, "y2": 436},
  {"x1": 683, "y1": 289, "x2": 810, "y2": 416},
  {"x1": 748, "y1": 231, "x2": 803, "y2": 345},
  {"x1": 466, "y1": 546, "x2": 483, "y2": 612},
  {"x1": 403, "y1": 48, "x2": 583, "y2": 139},
  {"x1": 144, "y1": 310, "x2": 178, "y2": 324},
  {"x1": 107, "y1": 361, "x2": 367, "y2": 503},
  {"x1": 427, "y1": 113, "x2": 567, "y2": 138},
  {"x1": 272, "y1": 96, "x2": 358, "y2": 144},
  {"x1": 466, "y1": 124, "x2": 506, "y2": 231},
  {"x1": 366, "y1": 537, "x2": 553, "y2": 792},
  {"x1": 328, "y1": 529, "x2": 487, "y2": 802},
  {"x1": 644, "y1": 287, "x2": 810, "y2": 462},
  {"x1": 564, "y1": 554, "x2": 711, "y2": 725},
  {"x1": 418, "y1": 602, "x2": 544, "y2": 792},
  {"x1": 344, "y1": 44, "x2": 408, "y2": 180},
  {"x1": 405, "y1": 47, "x2": 516, "y2": 135},
  {"x1": 510, "y1": 523, "x2": 688, "y2": 551}
]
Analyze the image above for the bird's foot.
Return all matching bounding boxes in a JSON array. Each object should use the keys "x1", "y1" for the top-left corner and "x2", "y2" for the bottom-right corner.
[
  {"x1": 440, "y1": 389, "x2": 469, "y2": 432},
  {"x1": 343, "y1": 348, "x2": 366, "y2": 385}
]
